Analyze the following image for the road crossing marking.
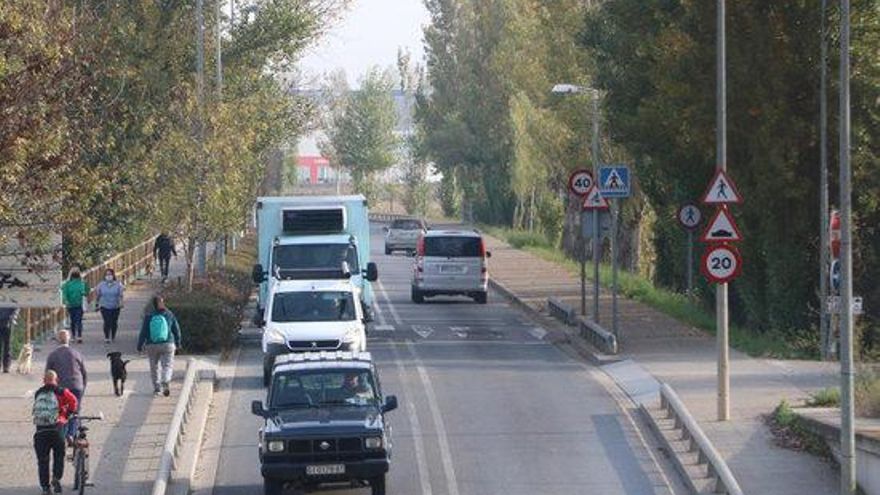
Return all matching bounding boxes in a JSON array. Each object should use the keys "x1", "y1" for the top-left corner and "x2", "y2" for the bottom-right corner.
[
  {"x1": 449, "y1": 326, "x2": 470, "y2": 338},
  {"x1": 372, "y1": 325, "x2": 395, "y2": 332},
  {"x1": 412, "y1": 325, "x2": 435, "y2": 339},
  {"x1": 409, "y1": 342, "x2": 460, "y2": 495},
  {"x1": 390, "y1": 344, "x2": 433, "y2": 495},
  {"x1": 528, "y1": 327, "x2": 548, "y2": 340}
]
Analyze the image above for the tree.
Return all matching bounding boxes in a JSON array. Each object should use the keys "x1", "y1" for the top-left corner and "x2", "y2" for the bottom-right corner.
[{"x1": 321, "y1": 68, "x2": 399, "y2": 203}]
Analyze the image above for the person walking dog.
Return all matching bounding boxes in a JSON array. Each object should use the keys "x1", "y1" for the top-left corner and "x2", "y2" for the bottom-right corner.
[
  {"x1": 95, "y1": 269, "x2": 124, "y2": 343},
  {"x1": 137, "y1": 296, "x2": 181, "y2": 397},
  {"x1": 61, "y1": 266, "x2": 90, "y2": 343},
  {"x1": 33, "y1": 370, "x2": 78, "y2": 495}
]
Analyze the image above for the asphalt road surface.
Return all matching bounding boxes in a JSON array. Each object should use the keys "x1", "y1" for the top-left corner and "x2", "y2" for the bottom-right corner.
[{"x1": 208, "y1": 224, "x2": 676, "y2": 495}]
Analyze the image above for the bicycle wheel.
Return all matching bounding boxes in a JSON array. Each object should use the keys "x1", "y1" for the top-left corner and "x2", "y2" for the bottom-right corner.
[{"x1": 74, "y1": 450, "x2": 86, "y2": 494}]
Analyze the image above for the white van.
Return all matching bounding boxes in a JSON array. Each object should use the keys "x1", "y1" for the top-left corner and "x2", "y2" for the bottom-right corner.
[
  {"x1": 411, "y1": 229, "x2": 491, "y2": 304},
  {"x1": 261, "y1": 277, "x2": 367, "y2": 386}
]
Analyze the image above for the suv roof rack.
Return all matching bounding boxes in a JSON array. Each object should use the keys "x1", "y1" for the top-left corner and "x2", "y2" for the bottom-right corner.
[{"x1": 273, "y1": 351, "x2": 373, "y2": 368}]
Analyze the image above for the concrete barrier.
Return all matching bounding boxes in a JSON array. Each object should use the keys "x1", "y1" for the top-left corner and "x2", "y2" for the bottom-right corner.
[
  {"x1": 547, "y1": 297, "x2": 576, "y2": 326},
  {"x1": 576, "y1": 316, "x2": 618, "y2": 355}
]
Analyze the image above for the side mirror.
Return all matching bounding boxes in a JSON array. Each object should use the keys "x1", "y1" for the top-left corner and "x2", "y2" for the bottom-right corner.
[
  {"x1": 251, "y1": 400, "x2": 268, "y2": 418},
  {"x1": 365, "y1": 262, "x2": 378, "y2": 282},
  {"x1": 485, "y1": 251, "x2": 492, "y2": 258},
  {"x1": 382, "y1": 395, "x2": 398, "y2": 413},
  {"x1": 252, "y1": 264, "x2": 266, "y2": 283}
]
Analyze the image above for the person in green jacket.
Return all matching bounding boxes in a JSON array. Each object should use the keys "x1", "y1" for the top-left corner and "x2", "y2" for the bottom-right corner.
[{"x1": 61, "y1": 266, "x2": 90, "y2": 344}]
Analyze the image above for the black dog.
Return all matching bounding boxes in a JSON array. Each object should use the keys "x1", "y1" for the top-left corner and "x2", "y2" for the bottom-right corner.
[{"x1": 107, "y1": 352, "x2": 130, "y2": 397}]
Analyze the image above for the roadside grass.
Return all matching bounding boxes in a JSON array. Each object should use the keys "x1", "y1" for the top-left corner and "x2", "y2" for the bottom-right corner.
[
  {"x1": 767, "y1": 400, "x2": 833, "y2": 459},
  {"x1": 806, "y1": 387, "x2": 841, "y2": 408},
  {"x1": 483, "y1": 225, "x2": 803, "y2": 358}
]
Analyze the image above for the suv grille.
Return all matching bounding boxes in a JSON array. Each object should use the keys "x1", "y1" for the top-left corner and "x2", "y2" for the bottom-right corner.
[
  {"x1": 287, "y1": 340, "x2": 340, "y2": 350},
  {"x1": 266, "y1": 437, "x2": 385, "y2": 463}
]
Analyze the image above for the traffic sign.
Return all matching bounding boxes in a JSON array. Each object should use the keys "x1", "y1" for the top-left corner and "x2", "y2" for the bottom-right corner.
[
  {"x1": 677, "y1": 204, "x2": 702, "y2": 230},
  {"x1": 700, "y1": 206, "x2": 742, "y2": 243},
  {"x1": 826, "y1": 295, "x2": 864, "y2": 315},
  {"x1": 702, "y1": 169, "x2": 742, "y2": 204},
  {"x1": 701, "y1": 244, "x2": 742, "y2": 284},
  {"x1": 582, "y1": 185, "x2": 610, "y2": 210},
  {"x1": 568, "y1": 169, "x2": 594, "y2": 197},
  {"x1": 830, "y1": 259, "x2": 841, "y2": 292},
  {"x1": 598, "y1": 165, "x2": 630, "y2": 198}
]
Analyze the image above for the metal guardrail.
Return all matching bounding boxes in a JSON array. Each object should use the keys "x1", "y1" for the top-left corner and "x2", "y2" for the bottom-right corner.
[
  {"x1": 152, "y1": 358, "x2": 210, "y2": 495},
  {"x1": 21, "y1": 235, "x2": 158, "y2": 343},
  {"x1": 656, "y1": 383, "x2": 744, "y2": 495},
  {"x1": 547, "y1": 297, "x2": 577, "y2": 326},
  {"x1": 576, "y1": 316, "x2": 619, "y2": 355}
]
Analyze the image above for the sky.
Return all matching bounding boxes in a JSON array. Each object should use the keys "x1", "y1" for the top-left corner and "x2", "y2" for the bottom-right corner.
[{"x1": 298, "y1": 0, "x2": 430, "y2": 88}]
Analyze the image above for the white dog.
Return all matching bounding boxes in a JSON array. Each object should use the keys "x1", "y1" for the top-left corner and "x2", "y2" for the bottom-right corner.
[{"x1": 16, "y1": 343, "x2": 33, "y2": 375}]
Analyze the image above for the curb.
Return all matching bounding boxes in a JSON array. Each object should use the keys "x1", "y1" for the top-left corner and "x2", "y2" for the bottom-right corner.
[{"x1": 169, "y1": 373, "x2": 215, "y2": 495}]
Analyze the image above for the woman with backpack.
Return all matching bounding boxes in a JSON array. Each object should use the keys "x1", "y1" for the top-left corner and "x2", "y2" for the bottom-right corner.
[
  {"x1": 137, "y1": 296, "x2": 181, "y2": 397},
  {"x1": 95, "y1": 268, "x2": 124, "y2": 343}
]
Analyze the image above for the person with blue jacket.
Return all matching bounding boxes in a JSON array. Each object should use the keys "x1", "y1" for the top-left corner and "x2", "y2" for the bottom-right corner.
[
  {"x1": 137, "y1": 296, "x2": 181, "y2": 397},
  {"x1": 94, "y1": 268, "x2": 124, "y2": 343}
]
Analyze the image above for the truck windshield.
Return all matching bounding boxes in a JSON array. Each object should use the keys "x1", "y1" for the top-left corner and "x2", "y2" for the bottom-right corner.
[
  {"x1": 270, "y1": 369, "x2": 378, "y2": 408},
  {"x1": 271, "y1": 291, "x2": 357, "y2": 322},
  {"x1": 272, "y1": 243, "x2": 359, "y2": 273}
]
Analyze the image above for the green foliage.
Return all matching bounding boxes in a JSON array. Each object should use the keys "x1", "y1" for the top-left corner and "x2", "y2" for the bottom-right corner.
[
  {"x1": 856, "y1": 370, "x2": 880, "y2": 418},
  {"x1": 769, "y1": 400, "x2": 833, "y2": 458},
  {"x1": 806, "y1": 388, "x2": 841, "y2": 408}
]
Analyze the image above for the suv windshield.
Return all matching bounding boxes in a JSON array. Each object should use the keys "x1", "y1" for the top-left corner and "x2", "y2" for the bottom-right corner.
[
  {"x1": 424, "y1": 236, "x2": 482, "y2": 257},
  {"x1": 271, "y1": 291, "x2": 356, "y2": 322},
  {"x1": 390, "y1": 219, "x2": 423, "y2": 230},
  {"x1": 270, "y1": 369, "x2": 378, "y2": 408},
  {"x1": 272, "y1": 243, "x2": 359, "y2": 273}
]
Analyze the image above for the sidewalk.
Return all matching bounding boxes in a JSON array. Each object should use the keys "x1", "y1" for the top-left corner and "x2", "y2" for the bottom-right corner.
[
  {"x1": 0, "y1": 254, "x2": 188, "y2": 495},
  {"x1": 484, "y1": 234, "x2": 840, "y2": 494}
]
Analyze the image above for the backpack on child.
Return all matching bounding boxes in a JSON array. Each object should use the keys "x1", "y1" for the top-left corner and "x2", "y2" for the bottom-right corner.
[
  {"x1": 149, "y1": 313, "x2": 170, "y2": 343},
  {"x1": 32, "y1": 389, "x2": 60, "y2": 427}
]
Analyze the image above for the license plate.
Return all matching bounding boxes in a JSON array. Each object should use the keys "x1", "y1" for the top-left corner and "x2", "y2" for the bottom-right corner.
[
  {"x1": 306, "y1": 464, "x2": 346, "y2": 476},
  {"x1": 439, "y1": 265, "x2": 465, "y2": 274}
]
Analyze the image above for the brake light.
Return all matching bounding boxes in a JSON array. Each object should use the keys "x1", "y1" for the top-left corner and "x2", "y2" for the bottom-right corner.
[
  {"x1": 479, "y1": 239, "x2": 486, "y2": 257},
  {"x1": 417, "y1": 236, "x2": 425, "y2": 256}
]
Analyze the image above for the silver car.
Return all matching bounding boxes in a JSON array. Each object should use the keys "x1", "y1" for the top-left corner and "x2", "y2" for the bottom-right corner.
[
  {"x1": 384, "y1": 218, "x2": 427, "y2": 255},
  {"x1": 411, "y1": 229, "x2": 491, "y2": 304}
]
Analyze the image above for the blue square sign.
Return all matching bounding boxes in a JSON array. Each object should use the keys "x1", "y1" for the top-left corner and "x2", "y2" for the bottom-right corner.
[{"x1": 599, "y1": 165, "x2": 630, "y2": 198}]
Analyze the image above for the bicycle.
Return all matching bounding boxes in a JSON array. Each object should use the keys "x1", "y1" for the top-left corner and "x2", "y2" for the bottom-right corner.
[{"x1": 69, "y1": 413, "x2": 103, "y2": 495}]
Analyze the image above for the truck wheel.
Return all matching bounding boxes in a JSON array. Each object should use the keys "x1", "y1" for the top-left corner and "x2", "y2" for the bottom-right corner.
[
  {"x1": 474, "y1": 291, "x2": 488, "y2": 304},
  {"x1": 370, "y1": 474, "x2": 386, "y2": 495},
  {"x1": 263, "y1": 478, "x2": 283, "y2": 495},
  {"x1": 411, "y1": 286, "x2": 424, "y2": 304}
]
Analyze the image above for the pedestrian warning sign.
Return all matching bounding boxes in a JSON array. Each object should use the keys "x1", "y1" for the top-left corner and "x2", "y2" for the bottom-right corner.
[
  {"x1": 582, "y1": 185, "x2": 610, "y2": 210},
  {"x1": 599, "y1": 165, "x2": 630, "y2": 198},
  {"x1": 702, "y1": 169, "x2": 742, "y2": 205},
  {"x1": 701, "y1": 206, "x2": 742, "y2": 243}
]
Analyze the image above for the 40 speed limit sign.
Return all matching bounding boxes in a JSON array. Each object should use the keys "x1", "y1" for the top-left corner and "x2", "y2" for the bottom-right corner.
[
  {"x1": 701, "y1": 244, "x2": 742, "y2": 284},
  {"x1": 568, "y1": 169, "x2": 594, "y2": 197}
]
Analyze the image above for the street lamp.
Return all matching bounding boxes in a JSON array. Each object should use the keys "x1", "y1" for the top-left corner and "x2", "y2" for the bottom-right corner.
[{"x1": 552, "y1": 83, "x2": 601, "y2": 322}]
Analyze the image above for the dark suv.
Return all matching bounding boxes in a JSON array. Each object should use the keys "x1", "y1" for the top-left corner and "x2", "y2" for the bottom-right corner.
[{"x1": 251, "y1": 351, "x2": 398, "y2": 495}]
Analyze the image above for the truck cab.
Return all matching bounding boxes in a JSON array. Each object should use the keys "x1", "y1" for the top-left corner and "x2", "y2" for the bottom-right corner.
[
  {"x1": 261, "y1": 275, "x2": 367, "y2": 386},
  {"x1": 252, "y1": 352, "x2": 398, "y2": 495}
]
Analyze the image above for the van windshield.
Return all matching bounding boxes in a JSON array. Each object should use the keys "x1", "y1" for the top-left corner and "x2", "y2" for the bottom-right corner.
[
  {"x1": 391, "y1": 219, "x2": 423, "y2": 230},
  {"x1": 270, "y1": 369, "x2": 378, "y2": 408},
  {"x1": 424, "y1": 237, "x2": 482, "y2": 257},
  {"x1": 273, "y1": 243, "x2": 359, "y2": 273},
  {"x1": 271, "y1": 291, "x2": 357, "y2": 322}
]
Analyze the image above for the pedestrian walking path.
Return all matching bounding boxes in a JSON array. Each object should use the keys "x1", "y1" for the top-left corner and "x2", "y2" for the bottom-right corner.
[
  {"x1": 483, "y1": 234, "x2": 840, "y2": 495},
  {"x1": 0, "y1": 255, "x2": 188, "y2": 495}
]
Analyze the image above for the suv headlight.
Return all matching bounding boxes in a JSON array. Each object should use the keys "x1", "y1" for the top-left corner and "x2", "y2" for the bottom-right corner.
[
  {"x1": 365, "y1": 437, "x2": 383, "y2": 449},
  {"x1": 264, "y1": 326, "x2": 285, "y2": 344},
  {"x1": 267, "y1": 440, "x2": 285, "y2": 453},
  {"x1": 341, "y1": 327, "x2": 359, "y2": 344}
]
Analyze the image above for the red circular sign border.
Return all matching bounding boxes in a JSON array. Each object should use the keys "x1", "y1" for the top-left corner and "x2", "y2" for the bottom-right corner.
[
  {"x1": 568, "y1": 169, "x2": 595, "y2": 197},
  {"x1": 700, "y1": 243, "x2": 743, "y2": 284}
]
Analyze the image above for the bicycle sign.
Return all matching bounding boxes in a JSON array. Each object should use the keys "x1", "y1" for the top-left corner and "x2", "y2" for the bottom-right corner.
[
  {"x1": 701, "y1": 244, "x2": 742, "y2": 284},
  {"x1": 568, "y1": 169, "x2": 594, "y2": 197}
]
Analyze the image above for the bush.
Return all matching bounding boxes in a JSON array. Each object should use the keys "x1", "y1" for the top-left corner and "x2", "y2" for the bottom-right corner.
[
  {"x1": 856, "y1": 370, "x2": 880, "y2": 418},
  {"x1": 806, "y1": 387, "x2": 840, "y2": 408}
]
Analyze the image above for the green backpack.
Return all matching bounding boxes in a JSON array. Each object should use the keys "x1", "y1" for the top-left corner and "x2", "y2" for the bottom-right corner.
[
  {"x1": 149, "y1": 313, "x2": 170, "y2": 343},
  {"x1": 33, "y1": 389, "x2": 59, "y2": 427}
]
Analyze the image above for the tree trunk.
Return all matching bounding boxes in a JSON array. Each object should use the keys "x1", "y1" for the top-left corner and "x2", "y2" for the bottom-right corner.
[{"x1": 185, "y1": 237, "x2": 196, "y2": 292}]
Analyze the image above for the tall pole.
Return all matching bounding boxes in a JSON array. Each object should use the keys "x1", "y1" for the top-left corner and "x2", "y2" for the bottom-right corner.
[
  {"x1": 215, "y1": 0, "x2": 226, "y2": 267},
  {"x1": 611, "y1": 200, "x2": 619, "y2": 336},
  {"x1": 195, "y1": 0, "x2": 208, "y2": 276},
  {"x1": 819, "y1": 0, "x2": 830, "y2": 361},
  {"x1": 839, "y1": 0, "x2": 856, "y2": 491},
  {"x1": 687, "y1": 230, "x2": 694, "y2": 294},
  {"x1": 591, "y1": 91, "x2": 601, "y2": 323},
  {"x1": 716, "y1": 0, "x2": 730, "y2": 422}
]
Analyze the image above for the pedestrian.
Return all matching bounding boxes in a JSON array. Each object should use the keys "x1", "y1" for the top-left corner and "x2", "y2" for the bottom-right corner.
[
  {"x1": 137, "y1": 296, "x2": 181, "y2": 397},
  {"x1": 0, "y1": 308, "x2": 16, "y2": 373},
  {"x1": 153, "y1": 233, "x2": 177, "y2": 282},
  {"x1": 95, "y1": 268, "x2": 124, "y2": 343},
  {"x1": 45, "y1": 330, "x2": 87, "y2": 442},
  {"x1": 61, "y1": 266, "x2": 89, "y2": 343},
  {"x1": 33, "y1": 370, "x2": 78, "y2": 495}
]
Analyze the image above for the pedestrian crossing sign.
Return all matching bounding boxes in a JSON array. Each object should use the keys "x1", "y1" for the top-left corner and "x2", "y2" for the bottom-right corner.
[
  {"x1": 598, "y1": 165, "x2": 630, "y2": 198},
  {"x1": 702, "y1": 169, "x2": 742, "y2": 204}
]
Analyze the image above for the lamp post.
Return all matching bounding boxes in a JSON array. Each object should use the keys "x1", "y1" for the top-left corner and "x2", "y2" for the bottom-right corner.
[{"x1": 552, "y1": 84, "x2": 601, "y2": 321}]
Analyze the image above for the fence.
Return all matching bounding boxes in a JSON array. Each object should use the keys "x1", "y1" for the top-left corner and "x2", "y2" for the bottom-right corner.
[{"x1": 20, "y1": 235, "x2": 158, "y2": 343}]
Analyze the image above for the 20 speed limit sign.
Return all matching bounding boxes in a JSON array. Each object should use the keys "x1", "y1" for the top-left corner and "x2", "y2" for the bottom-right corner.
[
  {"x1": 568, "y1": 169, "x2": 594, "y2": 197},
  {"x1": 701, "y1": 244, "x2": 742, "y2": 284}
]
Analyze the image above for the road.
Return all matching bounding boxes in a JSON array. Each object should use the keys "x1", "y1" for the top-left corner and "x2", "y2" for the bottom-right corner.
[{"x1": 207, "y1": 224, "x2": 677, "y2": 495}]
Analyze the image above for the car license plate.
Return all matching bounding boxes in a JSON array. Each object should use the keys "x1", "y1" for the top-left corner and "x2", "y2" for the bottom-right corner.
[
  {"x1": 306, "y1": 464, "x2": 346, "y2": 476},
  {"x1": 440, "y1": 265, "x2": 464, "y2": 274}
]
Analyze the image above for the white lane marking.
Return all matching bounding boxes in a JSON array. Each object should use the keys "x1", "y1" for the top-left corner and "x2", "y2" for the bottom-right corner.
[
  {"x1": 408, "y1": 342, "x2": 460, "y2": 495},
  {"x1": 373, "y1": 295, "x2": 389, "y2": 327},
  {"x1": 371, "y1": 340, "x2": 548, "y2": 347},
  {"x1": 390, "y1": 345, "x2": 433, "y2": 495},
  {"x1": 373, "y1": 325, "x2": 395, "y2": 332},
  {"x1": 412, "y1": 325, "x2": 435, "y2": 339},
  {"x1": 449, "y1": 326, "x2": 470, "y2": 338},
  {"x1": 376, "y1": 279, "x2": 402, "y2": 325},
  {"x1": 529, "y1": 327, "x2": 548, "y2": 340}
]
